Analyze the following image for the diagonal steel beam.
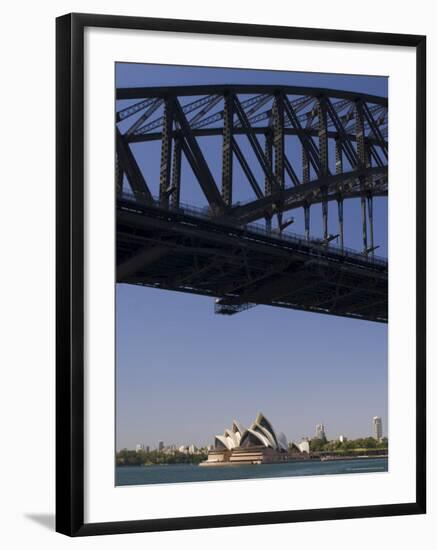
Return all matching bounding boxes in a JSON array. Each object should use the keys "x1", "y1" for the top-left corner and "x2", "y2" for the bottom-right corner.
[
  {"x1": 126, "y1": 99, "x2": 163, "y2": 135},
  {"x1": 234, "y1": 94, "x2": 271, "y2": 127},
  {"x1": 193, "y1": 94, "x2": 268, "y2": 130},
  {"x1": 134, "y1": 94, "x2": 219, "y2": 135},
  {"x1": 232, "y1": 138, "x2": 264, "y2": 199},
  {"x1": 116, "y1": 128, "x2": 153, "y2": 203},
  {"x1": 367, "y1": 143, "x2": 384, "y2": 167},
  {"x1": 172, "y1": 98, "x2": 225, "y2": 213},
  {"x1": 189, "y1": 95, "x2": 221, "y2": 126},
  {"x1": 233, "y1": 94, "x2": 281, "y2": 193},
  {"x1": 361, "y1": 102, "x2": 388, "y2": 158},
  {"x1": 116, "y1": 98, "x2": 156, "y2": 122},
  {"x1": 283, "y1": 95, "x2": 322, "y2": 175},
  {"x1": 324, "y1": 97, "x2": 359, "y2": 167},
  {"x1": 284, "y1": 155, "x2": 300, "y2": 187},
  {"x1": 227, "y1": 166, "x2": 388, "y2": 223}
]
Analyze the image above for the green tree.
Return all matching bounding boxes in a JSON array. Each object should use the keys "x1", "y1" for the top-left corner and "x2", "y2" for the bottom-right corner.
[{"x1": 309, "y1": 438, "x2": 325, "y2": 452}]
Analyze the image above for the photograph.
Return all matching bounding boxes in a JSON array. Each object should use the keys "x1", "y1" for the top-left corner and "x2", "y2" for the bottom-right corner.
[
  {"x1": 115, "y1": 62, "x2": 389, "y2": 487},
  {"x1": 0, "y1": 0, "x2": 429, "y2": 544}
]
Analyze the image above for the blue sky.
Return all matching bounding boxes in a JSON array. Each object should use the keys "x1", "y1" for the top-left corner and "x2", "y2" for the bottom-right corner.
[{"x1": 116, "y1": 63, "x2": 388, "y2": 450}]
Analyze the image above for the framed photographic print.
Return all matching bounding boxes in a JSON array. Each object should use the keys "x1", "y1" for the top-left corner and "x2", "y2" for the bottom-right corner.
[{"x1": 56, "y1": 13, "x2": 426, "y2": 536}]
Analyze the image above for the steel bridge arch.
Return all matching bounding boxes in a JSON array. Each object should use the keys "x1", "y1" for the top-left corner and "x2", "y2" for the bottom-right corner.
[
  {"x1": 116, "y1": 84, "x2": 387, "y2": 253},
  {"x1": 116, "y1": 84, "x2": 388, "y2": 323}
]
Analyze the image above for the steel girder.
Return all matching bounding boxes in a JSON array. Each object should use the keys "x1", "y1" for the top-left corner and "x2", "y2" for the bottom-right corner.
[{"x1": 117, "y1": 84, "x2": 387, "y2": 105}]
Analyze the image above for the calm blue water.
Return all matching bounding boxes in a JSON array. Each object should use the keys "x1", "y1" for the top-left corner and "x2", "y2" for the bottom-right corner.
[{"x1": 116, "y1": 457, "x2": 388, "y2": 486}]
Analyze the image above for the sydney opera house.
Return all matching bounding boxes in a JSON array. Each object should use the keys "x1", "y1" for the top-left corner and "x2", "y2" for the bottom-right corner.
[{"x1": 200, "y1": 412, "x2": 308, "y2": 466}]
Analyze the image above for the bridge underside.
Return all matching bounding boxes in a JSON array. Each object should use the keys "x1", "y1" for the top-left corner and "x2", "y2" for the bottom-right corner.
[{"x1": 117, "y1": 199, "x2": 388, "y2": 323}]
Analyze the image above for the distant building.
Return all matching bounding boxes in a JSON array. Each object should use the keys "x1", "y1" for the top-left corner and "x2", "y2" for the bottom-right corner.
[
  {"x1": 158, "y1": 440, "x2": 164, "y2": 451},
  {"x1": 315, "y1": 424, "x2": 326, "y2": 440},
  {"x1": 373, "y1": 417, "x2": 382, "y2": 441},
  {"x1": 338, "y1": 435, "x2": 346, "y2": 443},
  {"x1": 178, "y1": 445, "x2": 187, "y2": 453},
  {"x1": 145, "y1": 445, "x2": 150, "y2": 453},
  {"x1": 135, "y1": 444, "x2": 144, "y2": 453},
  {"x1": 188, "y1": 444, "x2": 196, "y2": 454}
]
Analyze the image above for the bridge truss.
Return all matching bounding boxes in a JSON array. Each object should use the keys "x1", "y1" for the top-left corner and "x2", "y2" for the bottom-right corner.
[{"x1": 116, "y1": 85, "x2": 388, "y2": 322}]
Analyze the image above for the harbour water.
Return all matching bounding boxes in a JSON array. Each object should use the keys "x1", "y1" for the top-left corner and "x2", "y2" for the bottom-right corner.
[{"x1": 116, "y1": 457, "x2": 388, "y2": 486}]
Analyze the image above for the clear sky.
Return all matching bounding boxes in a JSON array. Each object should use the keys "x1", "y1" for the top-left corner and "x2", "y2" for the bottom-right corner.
[{"x1": 116, "y1": 63, "x2": 388, "y2": 451}]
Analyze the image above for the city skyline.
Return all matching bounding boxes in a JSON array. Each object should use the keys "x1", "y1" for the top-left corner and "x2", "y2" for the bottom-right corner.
[
  {"x1": 124, "y1": 414, "x2": 387, "y2": 452},
  {"x1": 116, "y1": 63, "x2": 388, "y2": 453}
]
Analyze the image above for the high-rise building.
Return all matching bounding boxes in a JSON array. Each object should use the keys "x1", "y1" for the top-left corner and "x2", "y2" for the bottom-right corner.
[
  {"x1": 158, "y1": 440, "x2": 164, "y2": 451},
  {"x1": 145, "y1": 445, "x2": 150, "y2": 453},
  {"x1": 373, "y1": 416, "x2": 382, "y2": 440},
  {"x1": 315, "y1": 424, "x2": 326, "y2": 440},
  {"x1": 135, "y1": 443, "x2": 144, "y2": 452}
]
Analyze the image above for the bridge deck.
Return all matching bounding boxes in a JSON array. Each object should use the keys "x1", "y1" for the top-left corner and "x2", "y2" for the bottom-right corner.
[{"x1": 117, "y1": 197, "x2": 388, "y2": 323}]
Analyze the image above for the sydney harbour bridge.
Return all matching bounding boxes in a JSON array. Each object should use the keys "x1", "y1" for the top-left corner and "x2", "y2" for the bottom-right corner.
[{"x1": 116, "y1": 84, "x2": 388, "y2": 323}]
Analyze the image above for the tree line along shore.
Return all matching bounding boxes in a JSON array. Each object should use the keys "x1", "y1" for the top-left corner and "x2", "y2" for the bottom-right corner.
[{"x1": 116, "y1": 437, "x2": 388, "y2": 467}]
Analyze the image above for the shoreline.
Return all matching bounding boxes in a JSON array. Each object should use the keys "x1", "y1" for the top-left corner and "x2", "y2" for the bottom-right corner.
[
  {"x1": 117, "y1": 455, "x2": 388, "y2": 468},
  {"x1": 199, "y1": 455, "x2": 387, "y2": 467}
]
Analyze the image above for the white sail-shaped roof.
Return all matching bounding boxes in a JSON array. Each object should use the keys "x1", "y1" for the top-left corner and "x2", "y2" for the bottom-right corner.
[
  {"x1": 253, "y1": 423, "x2": 278, "y2": 449},
  {"x1": 277, "y1": 432, "x2": 289, "y2": 451},
  {"x1": 240, "y1": 427, "x2": 272, "y2": 448},
  {"x1": 232, "y1": 420, "x2": 246, "y2": 437},
  {"x1": 254, "y1": 412, "x2": 279, "y2": 449},
  {"x1": 214, "y1": 418, "x2": 247, "y2": 450},
  {"x1": 224, "y1": 429, "x2": 239, "y2": 447},
  {"x1": 214, "y1": 413, "x2": 287, "y2": 452},
  {"x1": 215, "y1": 435, "x2": 231, "y2": 450}
]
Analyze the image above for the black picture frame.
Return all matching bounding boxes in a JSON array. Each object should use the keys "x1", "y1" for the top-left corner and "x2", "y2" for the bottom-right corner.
[{"x1": 56, "y1": 12, "x2": 426, "y2": 537}]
